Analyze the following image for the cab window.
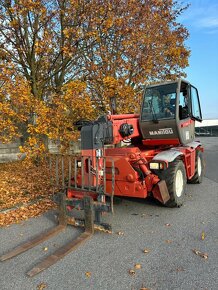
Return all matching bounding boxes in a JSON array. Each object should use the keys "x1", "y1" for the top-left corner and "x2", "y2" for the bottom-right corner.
[
  {"x1": 179, "y1": 83, "x2": 191, "y2": 120},
  {"x1": 141, "y1": 83, "x2": 177, "y2": 121}
]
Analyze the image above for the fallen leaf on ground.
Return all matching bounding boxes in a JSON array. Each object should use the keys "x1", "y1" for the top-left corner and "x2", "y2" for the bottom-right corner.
[
  {"x1": 141, "y1": 213, "x2": 153, "y2": 217},
  {"x1": 117, "y1": 231, "x2": 124, "y2": 236},
  {"x1": 43, "y1": 247, "x2": 48, "y2": 251},
  {"x1": 192, "y1": 249, "x2": 208, "y2": 259},
  {"x1": 165, "y1": 240, "x2": 172, "y2": 244},
  {"x1": 143, "y1": 248, "x2": 150, "y2": 254},
  {"x1": 176, "y1": 267, "x2": 185, "y2": 272},
  {"x1": 85, "y1": 272, "x2": 92, "y2": 278},
  {"x1": 134, "y1": 263, "x2": 142, "y2": 269},
  {"x1": 37, "y1": 282, "x2": 47, "y2": 290},
  {"x1": 201, "y1": 231, "x2": 205, "y2": 240},
  {"x1": 165, "y1": 223, "x2": 171, "y2": 227},
  {"x1": 0, "y1": 161, "x2": 57, "y2": 227},
  {"x1": 129, "y1": 269, "x2": 135, "y2": 275}
]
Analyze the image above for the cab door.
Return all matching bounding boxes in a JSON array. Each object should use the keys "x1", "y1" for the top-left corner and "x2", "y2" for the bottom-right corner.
[{"x1": 177, "y1": 82, "x2": 202, "y2": 145}]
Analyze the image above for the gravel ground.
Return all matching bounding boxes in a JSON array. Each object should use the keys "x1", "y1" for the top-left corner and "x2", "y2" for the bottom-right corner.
[{"x1": 0, "y1": 137, "x2": 218, "y2": 290}]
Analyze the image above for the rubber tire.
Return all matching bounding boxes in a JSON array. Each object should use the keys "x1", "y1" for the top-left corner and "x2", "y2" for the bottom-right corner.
[
  {"x1": 189, "y1": 150, "x2": 204, "y2": 184},
  {"x1": 155, "y1": 159, "x2": 187, "y2": 208}
]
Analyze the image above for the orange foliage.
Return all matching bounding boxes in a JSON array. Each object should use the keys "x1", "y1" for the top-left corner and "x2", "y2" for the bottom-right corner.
[
  {"x1": 0, "y1": 73, "x2": 95, "y2": 155},
  {"x1": 102, "y1": 77, "x2": 137, "y2": 114},
  {"x1": 0, "y1": 160, "x2": 54, "y2": 210},
  {"x1": 0, "y1": 199, "x2": 56, "y2": 227},
  {"x1": 46, "y1": 80, "x2": 96, "y2": 145},
  {"x1": 0, "y1": 0, "x2": 190, "y2": 154},
  {"x1": 0, "y1": 66, "x2": 32, "y2": 143},
  {"x1": 19, "y1": 80, "x2": 95, "y2": 155},
  {"x1": 0, "y1": 160, "x2": 57, "y2": 226}
]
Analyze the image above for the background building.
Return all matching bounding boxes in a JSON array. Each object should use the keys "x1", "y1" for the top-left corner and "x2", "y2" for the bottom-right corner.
[{"x1": 195, "y1": 119, "x2": 218, "y2": 136}]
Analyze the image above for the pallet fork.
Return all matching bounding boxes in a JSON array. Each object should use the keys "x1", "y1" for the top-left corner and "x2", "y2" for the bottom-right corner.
[
  {"x1": 0, "y1": 193, "x2": 111, "y2": 277},
  {"x1": 1, "y1": 154, "x2": 114, "y2": 276}
]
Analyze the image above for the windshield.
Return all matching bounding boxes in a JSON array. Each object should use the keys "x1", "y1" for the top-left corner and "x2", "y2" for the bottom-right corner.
[{"x1": 141, "y1": 83, "x2": 177, "y2": 121}]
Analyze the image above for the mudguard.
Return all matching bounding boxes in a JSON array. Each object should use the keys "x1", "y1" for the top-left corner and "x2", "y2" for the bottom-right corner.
[
  {"x1": 152, "y1": 149, "x2": 183, "y2": 163},
  {"x1": 185, "y1": 141, "x2": 202, "y2": 149},
  {"x1": 152, "y1": 141, "x2": 202, "y2": 163}
]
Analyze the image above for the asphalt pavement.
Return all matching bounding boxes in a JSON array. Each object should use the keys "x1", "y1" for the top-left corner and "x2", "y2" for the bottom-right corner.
[{"x1": 0, "y1": 137, "x2": 218, "y2": 290}]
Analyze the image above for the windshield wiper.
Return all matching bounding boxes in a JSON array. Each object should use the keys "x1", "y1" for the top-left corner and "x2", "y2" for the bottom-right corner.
[{"x1": 148, "y1": 100, "x2": 159, "y2": 124}]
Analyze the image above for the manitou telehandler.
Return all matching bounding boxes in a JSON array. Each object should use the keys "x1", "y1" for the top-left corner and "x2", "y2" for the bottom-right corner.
[{"x1": 1, "y1": 79, "x2": 204, "y2": 276}]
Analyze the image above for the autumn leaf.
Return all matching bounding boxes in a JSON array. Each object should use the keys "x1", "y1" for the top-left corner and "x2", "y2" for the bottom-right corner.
[
  {"x1": 85, "y1": 272, "x2": 92, "y2": 278},
  {"x1": 201, "y1": 231, "x2": 205, "y2": 240},
  {"x1": 37, "y1": 282, "x2": 47, "y2": 290},
  {"x1": 192, "y1": 249, "x2": 208, "y2": 259},
  {"x1": 129, "y1": 269, "x2": 135, "y2": 276},
  {"x1": 143, "y1": 249, "x2": 150, "y2": 254},
  {"x1": 165, "y1": 240, "x2": 173, "y2": 244},
  {"x1": 176, "y1": 267, "x2": 185, "y2": 272},
  {"x1": 134, "y1": 263, "x2": 142, "y2": 270},
  {"x1": 117, "y1": 231, "x2": 124, "y2": 236},
  {"x1": 140, "y1": 286, "x2": 150, "y2": 290}
]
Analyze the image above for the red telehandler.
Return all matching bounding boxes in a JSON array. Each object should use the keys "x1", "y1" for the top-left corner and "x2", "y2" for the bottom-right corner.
[{"x1": 1, "y1": 79, "x2": 204, "y2": 276}]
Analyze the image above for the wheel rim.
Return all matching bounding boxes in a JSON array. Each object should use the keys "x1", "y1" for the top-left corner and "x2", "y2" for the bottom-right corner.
[
  {"x1": 197, "y1": 156, "x2": 202, "y2": 176},
  {"x1": 175, "y1": 169, "x2": 184, "y2": 197}
]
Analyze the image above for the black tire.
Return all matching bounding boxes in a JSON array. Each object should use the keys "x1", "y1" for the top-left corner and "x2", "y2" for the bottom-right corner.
[
  {"x1": 155, "y1": 159, "x2": 187, "y2": 207},
  {"x1": 189, "y1": 150, "x2": 204, "y2": 184}
]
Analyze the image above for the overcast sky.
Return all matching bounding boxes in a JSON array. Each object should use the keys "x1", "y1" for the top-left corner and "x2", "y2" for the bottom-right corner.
[{"x1": 179, "y1": 0, "x2": 218, "y2": 119}]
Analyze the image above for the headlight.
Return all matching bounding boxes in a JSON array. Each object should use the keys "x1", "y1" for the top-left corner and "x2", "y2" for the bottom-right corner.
[
  {"x1": 149, "y1": 162, "x2": 164, "y2": 170},
  {"x1": 77, "y1": 161, "x2": 82, "y2": 168},
  {"x1": 99, "y1": 170, "x2": 104, "y2": 176}
]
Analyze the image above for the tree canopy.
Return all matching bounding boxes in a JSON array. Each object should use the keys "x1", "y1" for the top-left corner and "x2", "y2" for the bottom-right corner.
[{"x1": 0, "y1": 0, "x2": 190, "y2": 153}]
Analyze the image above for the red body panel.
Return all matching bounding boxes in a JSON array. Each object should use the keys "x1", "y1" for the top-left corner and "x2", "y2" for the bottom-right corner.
[
  {"x1": 175, "y1": 146, "x2": 200, "y2": 179},
  {"x1": 105, "y1": 148, "x2": 148, "y2": 198},
  {"x1": 142, "y1": 139, "x2": 180, "y2": 146},
  {"x1": 108, "y1": 116, "x2": 141, "y2": 144}
]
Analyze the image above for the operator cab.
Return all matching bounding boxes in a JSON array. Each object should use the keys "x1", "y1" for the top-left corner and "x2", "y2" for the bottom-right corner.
[{"x1": 139, "y1": 79, "x2": 202, "y2": 146}]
